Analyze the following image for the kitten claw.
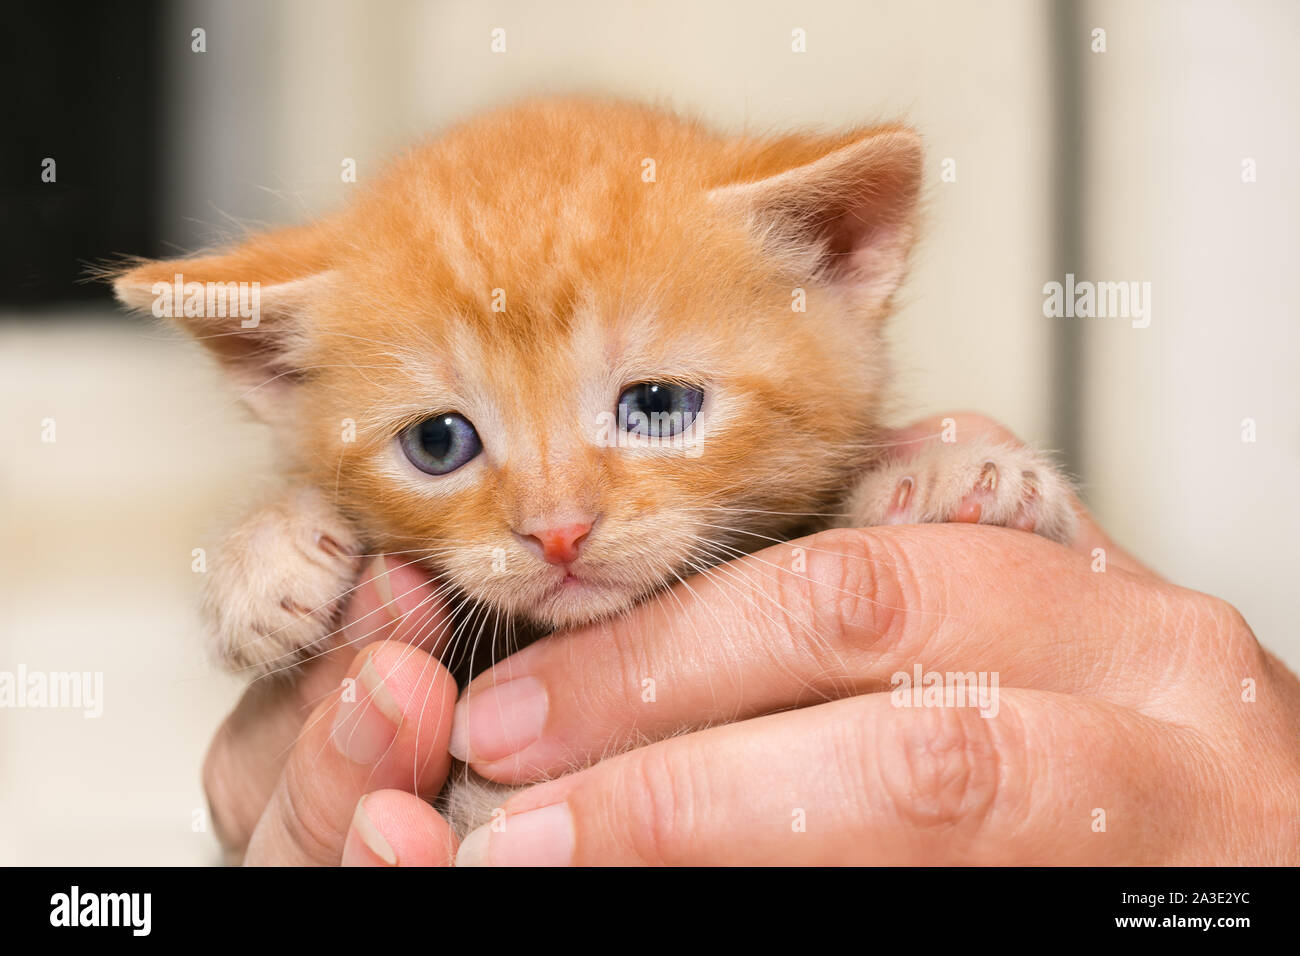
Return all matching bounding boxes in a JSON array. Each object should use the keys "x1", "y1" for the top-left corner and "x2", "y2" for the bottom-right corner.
[
  {"x1": 279, "y1": 597, "x2": 314, "y2": 618},
  {"x1": 885, "y1": 476, "x2": 915, "y2": 522},
  {"x1": 843, "y1": 442, "x2": 1076, "y2": 544},
  {"x1": 317, "y1": 533, "x2": 350, "y2": 559},
  {"x1": 202, "y1": 488, "x2": 363, "y2": 677}
]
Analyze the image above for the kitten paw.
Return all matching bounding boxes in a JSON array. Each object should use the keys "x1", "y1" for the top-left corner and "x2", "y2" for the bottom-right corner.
[
  {"x1": 439, "y1": 768, "x2": 526, "y2": 843},
  {"x1": 844, "y1": 441, "x2": 1077, "y2": 544},
  {"x1": 201, "y1": 487, "x2": 363, "y2": 678}
]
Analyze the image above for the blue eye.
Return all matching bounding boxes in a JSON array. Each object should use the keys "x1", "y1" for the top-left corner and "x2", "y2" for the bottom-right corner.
[
  {"x1": 617, "y1": 382, "x2": 704, "y2": 437},
  {"x1": 399, "y1": 414, "x2": 482, "y2": 475}
]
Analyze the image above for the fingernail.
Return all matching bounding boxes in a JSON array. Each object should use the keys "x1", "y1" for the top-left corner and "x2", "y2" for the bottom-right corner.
[
  {"x1": 369, "y1": 555, "x2": 401, "y2": 622},
  {"x1": 454, "y1": 803, "x2": 574, "y2": 867},
  {"x1": 448, "y1": 676, "x2": 548, "y2": 764},
  {"x1": 342, "y1": 795, "x2": 397, "y2": 866},
  {"x1": 331, "y1": 653, "x2": 402, "y2": 764}
]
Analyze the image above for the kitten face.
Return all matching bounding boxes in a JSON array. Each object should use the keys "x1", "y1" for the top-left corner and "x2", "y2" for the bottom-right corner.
[
  {"x1": 115, "y1": 99, "x2": 922, "y2": 631},
  {"x1": 298, "y1": 257, "x2": 875, "y2": 629}
]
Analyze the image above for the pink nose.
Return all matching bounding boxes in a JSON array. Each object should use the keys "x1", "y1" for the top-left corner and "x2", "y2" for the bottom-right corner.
[{"x1": 519, "y1": 521, "x2": 594, "y2": 565}]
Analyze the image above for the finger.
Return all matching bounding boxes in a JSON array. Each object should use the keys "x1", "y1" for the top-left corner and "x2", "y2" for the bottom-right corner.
[
  {"x1": 241, "y1": 639, "x2": 457, "y2": 865},
  {"x1": 204, "y1": 554, "x2": 449, "y2": 858},
  {"x1": 885, "y1": 411, "x2": 1158, "y2": 578},
  {"x1": 341, "y1": 791, "x2": 456, "y2": 867},
  {"x1": 455, "y1": 689, "x2": 1199, "y2": 865},
  {"x1": 451, "y1": 522, "x2": 1196, "y2": 785}
]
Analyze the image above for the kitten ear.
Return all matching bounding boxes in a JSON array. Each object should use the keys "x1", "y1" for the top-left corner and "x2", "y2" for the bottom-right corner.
[
  {"x1": 113, "y1": 224, "x2": 336, "y2": 422},
  {"x1": 710, "y1": 126, "x2": 922, "y2": 313}
]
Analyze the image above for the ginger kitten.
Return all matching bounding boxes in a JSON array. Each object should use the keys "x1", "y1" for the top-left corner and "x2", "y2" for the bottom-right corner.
[{"x1": 114, "y1": 98, "x2": 1074, "y2": 839}]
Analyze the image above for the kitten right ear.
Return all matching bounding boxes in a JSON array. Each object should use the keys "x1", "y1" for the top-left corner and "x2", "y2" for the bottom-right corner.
[
  {"x1": 113, "y1": 224, "x2": 336, "y2": 422},
  {"x1": 710, "y1": 125, "x2": 923, "y2": 315}
]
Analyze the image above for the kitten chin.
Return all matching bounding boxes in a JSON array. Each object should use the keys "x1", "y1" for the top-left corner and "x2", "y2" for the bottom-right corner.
[
  {"x1": 501, "y1": 577, "x2": 652, "y2": 634},
  {"x1": 437, "y1": 576, "x2": 666, "y2": 686}
]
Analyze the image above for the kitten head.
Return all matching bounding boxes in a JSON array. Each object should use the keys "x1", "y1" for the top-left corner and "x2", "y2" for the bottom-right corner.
[{"x1": 116, "y1": 99, "x2": 921, "y2": 630}]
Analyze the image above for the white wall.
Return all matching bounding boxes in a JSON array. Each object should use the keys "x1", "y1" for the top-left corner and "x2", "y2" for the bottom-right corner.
[{"x1": 1080, "y1": 0, "x2": 1299, "y2": 662}]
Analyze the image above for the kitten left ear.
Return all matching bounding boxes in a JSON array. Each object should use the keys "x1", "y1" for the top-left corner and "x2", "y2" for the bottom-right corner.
[
  {"x1": 709, "y1": 126, "x2": 923, "y2": 313},
  {"x1": 112, "y1": 225, "x2": 336, "y2": 422}
]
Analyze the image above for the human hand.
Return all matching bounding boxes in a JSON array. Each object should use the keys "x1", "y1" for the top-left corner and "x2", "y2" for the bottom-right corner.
[
  {"x1": 202, "y1": 555, "x2": 459, "y2": 865},
  {"x1": 408, "y1": 414, "x2": 1299, "y2": 865}
]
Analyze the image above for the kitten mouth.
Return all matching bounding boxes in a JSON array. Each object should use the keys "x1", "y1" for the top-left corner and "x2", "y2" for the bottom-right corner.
[
  {"x1": 531, "y1": 565, "x2": 636, "y2": 618},
  {"x1": 559, "y1": 565, "x2": 609, "y2": 586},
  {"x1": 493, "y1": 559, "x2": 672, "y2": 632},
  {"x1": 552, "y1": 567, "x2": 599, "y2": 591}
]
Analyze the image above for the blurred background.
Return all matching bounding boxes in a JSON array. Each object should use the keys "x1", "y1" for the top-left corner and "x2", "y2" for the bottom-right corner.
[{"x1": 1, "y1": 0, "x2": 1296, "y2": 864}]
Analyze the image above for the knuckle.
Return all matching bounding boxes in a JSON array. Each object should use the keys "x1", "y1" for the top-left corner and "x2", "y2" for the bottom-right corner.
[
  {"x1": 1202, "y1": 594, "x2": 1253, "y2": 642},
  {"x1": 201, "y1": 725, "x2": 258, "y2": 857},
  {"x1": 587, "y1": 616, "x2": 656, "y2": 725},
  {"x1": 1194, "y1": 591, "x2": 1261, "y2": 663},
  {"x1": 1167, "y1": 586, "x2": 1258, "y2": 656},
  {"x1": 876, "y1": 706, "x2": 1004, "y2": 834},
  {"x1": 800, "y1": 528, "x2": 910, "y2": 660},
  {"x1": 274, "y1": 759, "x2": 344, "y2": 865},
  {"x1": 620, "y1": 744, "x2": 700, "y2": 866}
]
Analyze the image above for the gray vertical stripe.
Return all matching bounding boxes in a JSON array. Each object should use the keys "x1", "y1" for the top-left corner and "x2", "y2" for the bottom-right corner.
[{"x1": 1049, "y1": 0, "x2": 1088, "y2": 481}]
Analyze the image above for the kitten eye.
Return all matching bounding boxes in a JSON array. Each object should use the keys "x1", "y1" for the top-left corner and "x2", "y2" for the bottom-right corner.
[
  {"x1": 617, "y1": 382, "x2": 704, "y2": 437},
  {"x1": 399, "y1": 413, "x2": 482, "y2": 475}
]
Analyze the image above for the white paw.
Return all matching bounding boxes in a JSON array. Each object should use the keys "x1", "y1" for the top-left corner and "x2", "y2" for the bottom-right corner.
[
  {"x1": 438, "y1": 767, "x2": 526, "y2": 842},
  {"x1": 201, "y1": 487, "x2": 363, "y2": 678},
  {"x1": 843, "y1": 440, "x2": 1077, "y2": 544}
]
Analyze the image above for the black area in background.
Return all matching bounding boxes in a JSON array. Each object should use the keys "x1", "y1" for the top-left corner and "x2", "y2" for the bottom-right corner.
[
  {"x1": 0, "y1": 1, "x2": 163, "y2": 307},
  {"x1": 0, "y1": 866, "x2": 1282, "y2": 941}
]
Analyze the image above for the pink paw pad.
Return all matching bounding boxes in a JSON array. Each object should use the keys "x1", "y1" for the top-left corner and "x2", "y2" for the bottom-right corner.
[
  {"x1": 953, "y1": 461, "x2": 998, "y2": 524},
  {"x1": 953, "y1": 462, "x2": 1040, "y2": 532}
]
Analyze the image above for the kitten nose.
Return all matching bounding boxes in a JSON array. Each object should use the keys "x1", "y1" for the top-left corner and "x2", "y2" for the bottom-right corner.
[{"x1": 516, "y1": 520, "x2": 594, "y2": 565}]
